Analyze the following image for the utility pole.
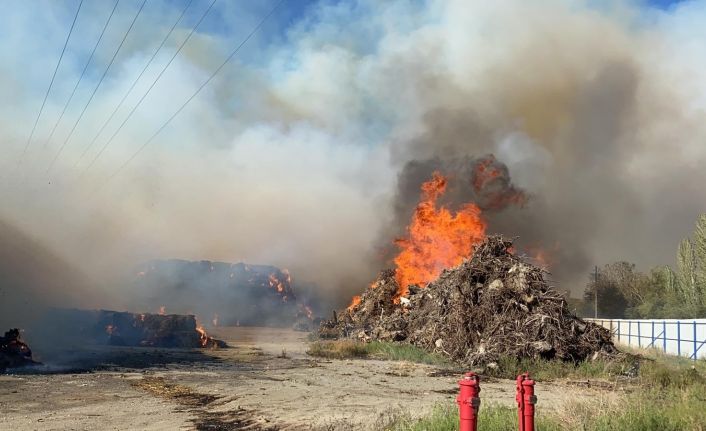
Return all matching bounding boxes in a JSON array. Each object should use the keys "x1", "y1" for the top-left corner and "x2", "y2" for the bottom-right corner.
[{"x1": 594, "y1": 265, "x2": 599, "y2": 319}]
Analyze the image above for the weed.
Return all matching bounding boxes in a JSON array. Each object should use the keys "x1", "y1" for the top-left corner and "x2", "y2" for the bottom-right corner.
[{"x1": 307, "y1": 340, "x2": 450, "y2": 366}]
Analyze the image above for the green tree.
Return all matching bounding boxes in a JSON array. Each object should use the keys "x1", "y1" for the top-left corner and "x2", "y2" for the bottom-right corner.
[
  {"x1": 676, "y1": 238, "x2": 698, "y2": 310},
  {"x1": 583, "y1": 264, "x2": 631, "y2": 318},
  {"x1": 692, "y1": 214, "x2": 706, "y2": 305}
]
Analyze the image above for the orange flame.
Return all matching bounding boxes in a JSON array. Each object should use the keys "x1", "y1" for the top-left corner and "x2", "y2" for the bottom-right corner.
[
  {"x1": 196, "y1": 325, "x2": 209, "y2": 348},
  {"x1": 393, "y1": 172, "x2": 486, "y2": 299},
  {"x1": 527, "y1": 243, "x2": 559, "y2": 269},
  {"x1": 158, "y1": 306, "x2": 166, "y2": 315},
  {"x1": 300, "y1": 304, "x2": 314, "y2": 320},
  {"x1": 268, "y1": 273, "x2": 284, "y2": 292},
  {"x1": 347, "y1": 295, "x2": 362, "y2": 312}
]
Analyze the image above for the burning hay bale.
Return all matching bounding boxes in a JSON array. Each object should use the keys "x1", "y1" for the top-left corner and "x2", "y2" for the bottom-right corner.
[
  {"x1": 1, "y1": 328, "x2": 37, "y2": 372},
  {"x1": 41, "y1": 309, "x2": 226, "y2": 349},
  {"x1": 319, "y1": 236, "x2": 615, "y2": 365}
]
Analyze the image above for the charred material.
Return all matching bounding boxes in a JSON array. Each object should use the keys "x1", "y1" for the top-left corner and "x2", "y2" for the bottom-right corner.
[
  {"x1": 135, "y1": 260, "x2": 302, "y2": 327},
  {"x1": 1, "y1": 328, "x2": 37, "y2": 372},
  {"x1": 41, "y1": 309, "x2": 226, "y2": 349},
  {"x1": 319, "y1": 236, "x2": 615, "y2": 365}
]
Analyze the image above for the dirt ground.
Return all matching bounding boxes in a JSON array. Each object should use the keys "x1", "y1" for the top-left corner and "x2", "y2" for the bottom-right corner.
[{"x1": 0, "y1": 327, "x2": 619, "y2": 430}]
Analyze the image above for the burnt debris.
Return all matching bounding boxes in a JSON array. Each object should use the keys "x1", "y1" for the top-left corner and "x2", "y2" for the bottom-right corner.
[
  {"x1": 319, "y1": 236, "x2": 615, "y2": 365},
  {"x1": 1, "y1": 328, "x2": 37, "y2": 372},
  {"x1": 135, "y1": 260, "x2": 307, "y2": 327},
  {"x1": 40, "y1": 309, "x2": 226, "y2": 349}
]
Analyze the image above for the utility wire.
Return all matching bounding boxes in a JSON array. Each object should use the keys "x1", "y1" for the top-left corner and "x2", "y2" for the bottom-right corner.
[
  {"x1": 43, "y1": 0, "x2": 120, "y2": 150},
  {"x1": 74, "y1": 0, "x2": 194, "y2": 168},
  {"x1": 81, "y1": 0, "x2": 217, "y2": 177},
  {"x1": 47, "y1": 0, "x2": 147, "y2": 175},
  {"x1": 99, "y1": 0, "x2": 284, "y2": 189},
  {"x1": 18, "y1": 0, "x2": 83, "y2": 166}
]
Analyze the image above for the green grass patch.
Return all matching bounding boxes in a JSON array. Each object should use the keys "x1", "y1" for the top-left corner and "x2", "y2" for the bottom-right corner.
[
  {"x1": 393, "y1": 354, "x2": 706, "y2": 431},
  {"x1": 307, "y1": 340, "x2": 369, "y2": 359},
  {"x1": 307, "y1": 340, "x2": 451, "y2": 366},
  {"x1": 382, "y1": 404, "x2": 564, "y2": 431}
]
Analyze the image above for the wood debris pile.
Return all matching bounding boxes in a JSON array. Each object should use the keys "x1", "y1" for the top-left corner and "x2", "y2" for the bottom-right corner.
[{"x1": 319, "y1": 236, "x2": 615, "y2": 365}]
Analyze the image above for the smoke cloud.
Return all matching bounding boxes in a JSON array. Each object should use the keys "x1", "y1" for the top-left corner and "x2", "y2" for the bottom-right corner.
[{"x1": 2, "y1": 0, "x2": 706, "y2": 322}]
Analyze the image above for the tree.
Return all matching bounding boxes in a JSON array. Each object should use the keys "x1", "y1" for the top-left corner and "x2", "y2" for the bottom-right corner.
[
  {"x1": 583, "y1": 264, "x2": 631, "y2": 318},
  {"x1": 676, "y1": 238, "x2": 698, "y2": 310},
  {"x1": 692, "y1": 214, "x2": 706, "y2": 305}
]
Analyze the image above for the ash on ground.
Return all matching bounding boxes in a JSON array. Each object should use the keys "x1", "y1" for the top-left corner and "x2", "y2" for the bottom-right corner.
[{"x1": 319, "y1": 236, "x2": 615, "y2": 365}]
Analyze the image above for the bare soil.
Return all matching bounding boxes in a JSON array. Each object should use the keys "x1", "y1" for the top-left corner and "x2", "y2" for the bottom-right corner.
[{"x1": 0, "y1": 327, "x2": 619, "y2": 430}]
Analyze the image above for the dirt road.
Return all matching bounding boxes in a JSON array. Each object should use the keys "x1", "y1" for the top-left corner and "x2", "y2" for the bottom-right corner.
[{"x1": 0, "y1": 327, "x2": 614, "y2": 430}]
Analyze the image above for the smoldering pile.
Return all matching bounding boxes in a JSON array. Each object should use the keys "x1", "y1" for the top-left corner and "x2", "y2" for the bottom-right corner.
[
  {"x1": 39, "y1": 309, "x2": 226, "y2": 349},
  {"x1": 319, "y1": 236, "x2": 615, "y2": 365},
  {"x1": 1, "y1": 328, "x2": 37, "y2": 372}
]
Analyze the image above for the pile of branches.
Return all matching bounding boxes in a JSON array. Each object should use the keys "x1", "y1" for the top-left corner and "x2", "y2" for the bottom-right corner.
[
  {"x1": 1, "y1": 328, "x2": 37, "y2": 372},
  {"x1": 319, "y1": 236, "x2": 615, "y2": 365}
]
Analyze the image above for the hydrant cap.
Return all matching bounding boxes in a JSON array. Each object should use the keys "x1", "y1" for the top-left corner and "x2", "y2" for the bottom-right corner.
[{"x1": 459, "y1": 372, "x2": 479, "y2": 386}]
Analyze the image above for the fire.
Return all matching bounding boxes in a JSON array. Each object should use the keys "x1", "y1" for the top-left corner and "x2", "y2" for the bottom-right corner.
[
  {"x1": 158, "y1": 306, "x2": 166, "y2": 315},
  {"x1": 299, "y1": 304, "x2": 314, "y2": 320},
  {"x1": 267, "y1": 271, "x2": 293, "y2": 302},
  {"x1": 105, "y1": 324, "x2": 117, "y2": 336},
  {"x1": 527, "y1": 243, "x2": 558, "y2": 269},
  {"x1": 471, "y1": 154, "x2": 527, "y2": 209},
  {"x1": 268, "y1": 273, "x2": 285, "y2": 292},
  {"x1": 393, "y1": 172, "x2": 486, "y2": 298},
  {"x1": 195, "y1": 325, "x2": 209, "y2": 348},
  {"x1": 347, "y1": 295, "x2": 361, "y2": 312}
]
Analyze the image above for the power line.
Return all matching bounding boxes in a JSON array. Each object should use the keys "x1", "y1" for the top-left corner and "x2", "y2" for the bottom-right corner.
[
  {"x1": 100, "y1": 0, "x2": 285, "y2": 189},
  {"x1": 74, "y1": 0, "x2": 195, "y2": 168},
  {"x1": 80, "y1": 0, "x2": 217, "y2": 177},
  {"x1": 43, "y1": 0, "x2": 120, "y2": 150},
  {"x1": 47, "y1": 0, "x2": 147, "y2": 175},
  {"x1": 18, "y1": 0, "x2": 83, "y2": 166}
]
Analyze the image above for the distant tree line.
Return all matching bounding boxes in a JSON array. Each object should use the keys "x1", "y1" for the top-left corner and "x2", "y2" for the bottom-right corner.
[{"x1": 579, "y1": 214, "x2": 706, "y2": 319}]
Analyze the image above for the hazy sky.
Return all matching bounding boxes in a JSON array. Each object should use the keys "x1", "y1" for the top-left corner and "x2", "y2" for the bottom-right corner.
[{"x1": 2, "y1": 0, "x2": 706, "y2": 310}]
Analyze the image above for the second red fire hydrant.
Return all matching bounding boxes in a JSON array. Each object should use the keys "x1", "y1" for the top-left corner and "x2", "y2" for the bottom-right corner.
[
  {"x1": 457, "y1": 372, "x2": 481, "y2": 431},
  {"x1": 516, "y1": 372, "x2": 537, "y2": 431}
]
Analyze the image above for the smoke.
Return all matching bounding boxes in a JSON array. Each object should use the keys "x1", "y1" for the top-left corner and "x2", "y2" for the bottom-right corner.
[{"x1": 2, "y1": 0, "x2": 706, "y2": 322}]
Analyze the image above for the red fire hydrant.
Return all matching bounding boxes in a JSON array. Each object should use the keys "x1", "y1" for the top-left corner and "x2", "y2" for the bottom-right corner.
[
  {"x1": 457, "y1": 372, "x2": 481, "y2": 431},
  {"x1": 516, "y1": 372, "x2": 537, "y2": 431}
]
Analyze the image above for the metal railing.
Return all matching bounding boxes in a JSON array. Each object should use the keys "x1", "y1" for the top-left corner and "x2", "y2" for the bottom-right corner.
[{"x1": 585, "y1": 318, "x2": 706, "y2": 360}]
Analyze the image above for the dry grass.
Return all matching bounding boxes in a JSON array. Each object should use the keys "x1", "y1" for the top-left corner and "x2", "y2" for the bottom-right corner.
[
  {"x1": 307, "y1": 340, "x2": 451, "y2": 366},
  {"x1": 131, "y1": 376, "x2": 219, "y2": 407}
]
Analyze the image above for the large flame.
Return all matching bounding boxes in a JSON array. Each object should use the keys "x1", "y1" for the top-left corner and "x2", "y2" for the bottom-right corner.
[{"x1": 393, "y1": 172, "x2": 486, "y2": 298}]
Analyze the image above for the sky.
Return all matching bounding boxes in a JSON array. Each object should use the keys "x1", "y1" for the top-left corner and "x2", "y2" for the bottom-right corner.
[{"x1": 2, "y1": 0, "x2": 706, "y2": 314}]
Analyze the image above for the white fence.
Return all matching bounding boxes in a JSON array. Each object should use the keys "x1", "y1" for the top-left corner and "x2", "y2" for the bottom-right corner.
[{"x1": 585, "y1": 318, "x2": 706, "y2": 360}]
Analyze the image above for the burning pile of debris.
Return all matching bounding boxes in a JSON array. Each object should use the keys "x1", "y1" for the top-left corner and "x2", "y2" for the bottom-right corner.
[
  {"x1": 135, "y1": 260, "x2": 314, "y2": 327},
  {"x1": 42, "y1": 309, "x2": 226, "y2": 349},
  {"x1": 1, "y1": 328, "x2": 36, "y2": 372},
  {"x1": 319, "y1": 236, "x2": 615, "y2": 365}
]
